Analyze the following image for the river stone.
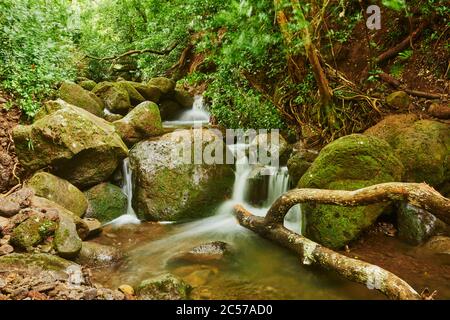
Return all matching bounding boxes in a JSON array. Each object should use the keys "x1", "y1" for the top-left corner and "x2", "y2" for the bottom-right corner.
[
  {"x1": 92, "y1": 82, "x2": 131, "y2": 114},
  {"x1": 115, "y1": 81, "x2": 146, "y2": 106},
  {"x1": 82, "y1": 218, "x2": 102, "y2": 238},
  {"x1": 0, "y1": 253, "x2": 78, "y2": 271},
  {"x1": 287, "y1": 147, "x2": 318, "y2": 186},
  {"x1": 421, "y1": 236, "x2": 450, "y2": 256},
  {"x1": 397, "y1": 203, "x2": 448, "y2": 246},
  {"x1": 54, "y1": 212, "x2": 82, "y2": 259},
  {"x1": 10, "y1": 217, "x2": 57, "y2": 250},
  {"x1": 298, "y1": 134, "x2": 404, "y2": 249},
  {"x1": 84, "y1": 183, "x2": 127, "y2": 224},
  {"x1": 159, "y1": 100, "x2": 184, "y2": 121},
  {"x1": 123, "y1": 81, "x2": 162, "y2": 103},
  {"x1": 13, "y1": 100, "x2": 128, "y2": 188},
  {"x1": 0, "y1": 188, "x2": 34, "y2": 218},
  {"x1": 137, "y1": 274, "x2": 191, "y2": 300},
  {"x1": 130, "y1": 128, "x2": 234, "y2": 221},
  {"x1": 386, "y1": 91, "x2": 410, "y2": 109},
  {"x1": 0, "y1": 217, "x2": 9, "y2": 230},
  {"x1": 59, "y1": 81, "x2": 104, "y2": 117},
  {"x1": 147, "y1": 77, "x2": 175, "y2": 95},
  {"x1": 26, "y1": 172, "x2": 88, "y2": 217},
  {"x1": 79, "y1": 80, "x2": 97, "y2": 91},
  {"x1": 75, "y1": 242, "x2": 122, "y2": 267},
  {"x1": 113, "y1": 101, "x2": 164, "y2": 145},
  {"x1": 168, "y1": 241, "x2": 233, "y2": 266},
  {"x1": 365, "y1": 114, "x2": 450, "y2": 188},
  {"x1": 174, "y1": 89, "x2": 194, "y2": 108}
]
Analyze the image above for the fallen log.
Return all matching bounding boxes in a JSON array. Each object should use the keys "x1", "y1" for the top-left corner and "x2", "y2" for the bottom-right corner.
[{"x1": 234, "y1": 182, "x2": 450, "y2": 300}]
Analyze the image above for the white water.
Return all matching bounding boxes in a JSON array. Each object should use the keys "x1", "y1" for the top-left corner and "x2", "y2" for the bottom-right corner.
[
  {"x1": 163, "y1": 95, "x2": 210, "y2": 127},
  {"x1": 107, "y1": 158, "x2": 141, "y2": 227}
]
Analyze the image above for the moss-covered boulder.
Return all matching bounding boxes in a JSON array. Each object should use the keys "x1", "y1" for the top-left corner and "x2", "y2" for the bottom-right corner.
[
  {"x1": 137, "y1": 274, "x2": 191, "y2": 300},
  {"x1": 116, "y1": 81, "x2": 146, "y2": 106},
  {"x1": 92, "y1": 82, "x2": 131, "y2": 114},
  {"x1": 130, "y1": 129, "x2": 234, "y2": 221},
  {"x1": 79, "y1": 80, "x2": 97, "y2": 91},
  {"x1": 174, "y1": 89, "x2": 194, "y2": 108},
  {"x1": 147, "y1": 77, "x2": 175, "y2": 95},
  {"x1": 386, "y1": 91, "x2": 410, "y2": 109},
  {"x1": 75, "y1": 242, "x2": 122, "y2": 267},
  {"x1": 365, "y1": 114, "x2": 449, "y2": 188},
  {"x1": 84, "y1": 183, "x2": 127, "y2": 224},
  {"x1": 0, "y1": 253, "x2": 77, "y2": 271},
  {"x1": 113, "y1": 101, "x2": 164, "y2": 145},
  {"x1": 27, "y1": 172, "x2": 88, "y2": 217},
  {"x1": 124, "y1": 82, "x2": 162, "y2": 103},
  {"x1": 11, "y1": 217, "x2": 57, "y2": 250},
  {"x1": 54, "y1": 212, "x2": 82, "y2": 259},
  {"x1": 13, "y1": 100, "x2": 128, "y2": 188},
  {"x1": 298, "y1": 134, "x2": 404, "y2": 249},
  {"x1": 59, "y1": 81, "x2": 104, "y2": 117}
]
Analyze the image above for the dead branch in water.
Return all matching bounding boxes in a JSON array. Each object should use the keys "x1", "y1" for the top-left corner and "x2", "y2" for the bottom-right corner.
[{"x1": 234, "y1": 182, "x2": 450, "y2": 300}]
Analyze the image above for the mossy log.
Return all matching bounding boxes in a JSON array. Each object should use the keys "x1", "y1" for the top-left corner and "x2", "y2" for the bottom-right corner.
[{"x1": 234, "y1": 183, "x2": 450, "y2": 300}]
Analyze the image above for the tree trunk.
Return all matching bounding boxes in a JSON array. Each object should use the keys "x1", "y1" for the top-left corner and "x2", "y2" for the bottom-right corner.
[{"x1": 233, "y1": 182, "x2": 450, "y2": 300}]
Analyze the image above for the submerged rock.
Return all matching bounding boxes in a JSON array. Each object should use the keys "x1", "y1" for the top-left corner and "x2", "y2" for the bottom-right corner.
[
  {"x1": 59, "y1": 81, "x2": 104, "y2": 117},
  {"x1": 13, "y1": 100, "x2": 128, "y2": 188},
  {"x1": 298, "y1": 134, "x2": 404, "y2": 249},
  {"x1": 75, "y1": 242, "x2": 122, "y2": 267},
  {"x1": 84, "y1": 183, "x2": 127, "y2": 224},
  {"x1": 168, "y1": 241, "x2": 233, "y2": 266},
  {"x1": 421, "y1": 236, "x2": 450, "y2": 256},
  {"x1": 365, "y1": 114, "x2": 449, "y2": 189},
  {"x1": 92, "y1": 82, "x2": 131, "y2": 114},
  {"x1": 26, "y1": 172, "x2": 88, "y2": 217},
  {"x1": 137, "y1": 274, "x2": 191, "y2": 300},
  {"x1": 130, "y1": 128, "x2": 234, "y2": 221},
  {"x1": 113, "y1": 101, "x2": 164, "y2": 145}
]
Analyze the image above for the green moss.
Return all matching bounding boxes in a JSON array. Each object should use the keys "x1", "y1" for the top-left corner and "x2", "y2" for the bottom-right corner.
[
  {"x1": 92, "y1": 81, "x2": 131, "y2": 114},
  {"x1": 10, "y1": 217, "x2": 55, "y2": 250},
  {"x1": 84, "y1": 183, "x2": 127, "y2": 223},
  {"x1": 137, "y1": 274, "x2": 191, "y2": 300},
  {"x1": 59, "y1": 81, "x2": 104, "y2": 117},
  {"x1": 0, "y1": 253, "x2": 76, "y2": 271}
]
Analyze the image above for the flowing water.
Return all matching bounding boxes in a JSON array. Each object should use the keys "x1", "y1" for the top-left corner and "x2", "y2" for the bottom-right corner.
[
  {"x1": 93, "y1": 98, "x2": 383, "y2": 299},
  {"x1": 163, "y1": 95, "x2": 210, "y2": 128}
]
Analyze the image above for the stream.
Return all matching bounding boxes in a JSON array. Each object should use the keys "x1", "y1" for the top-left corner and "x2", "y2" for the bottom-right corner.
[{"x1": 92, "y1": 97, "x2": 383, "y2": 299}]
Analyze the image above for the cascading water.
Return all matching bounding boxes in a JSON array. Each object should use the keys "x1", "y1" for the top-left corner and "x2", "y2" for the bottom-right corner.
[
  {"x1": 107, "y1": 158, "x2": 140, "y2": 226},
  {"x1": 163, "y1": 95, "x2": 210, "y2": 127}
]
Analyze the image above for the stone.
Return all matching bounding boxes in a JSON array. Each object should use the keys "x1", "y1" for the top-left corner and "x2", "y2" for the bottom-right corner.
[
  {"x1": 13, "y1": 100, "x2": 128, "y2": 188},
  {"x1": 79, "y1": 80, "x2": 97, "y2": 91},
  {"x1": 59, "y1": 81, "x2": 104, "y2": 117},
  {"x1": 75, "y1": 242, "x2": 122, "y2": 267},
  {"x1": 174, "y1": 89, "x2": 194, "y2": 108},
  {"x1": 82, "y1": 218, "x2": 102, "y2": 238},
  {"x1": 118, "y1": 284, "x2": 134, "y2": 296},
  {"x1": 0, "y1": 217, "x2": 9, "y2": 230},
  {"x1": 137, "y1": 274, "x2": 191, "y2": 300},
  {"x1": 168, "y1": 241, "x2": 233, "y2": 266},
  {"x1": 386, "y1": 91, "x2": 410, "y2": 109},
  {"x1": 113, "y1": 101, "x2": 164, "y2": 145},
  {"x1": 421, "y1": 236, "x2": 450, "y2": 255},
  {"x1": 92, "y1": 82, "x2": 131, "y2": 114},
  {"x1": 147, "y1": 77, "x2": 175, "y2": 95},
  {"x1": 84, "y1": 183, "x2": 127, "y2": 224},
  {"x1": 124, "y1": 81, "x2": 162, "y2": 103},
  {"x1": 287, "y1": 147, "x2": 318, "y2": 186},
  {"x1": 10, "y1": 217, "x2": 56, "y2": 250},
  {"x1": 130, "y1": 128, "x2": 234, "y2": 221},
  {"x1": 159, "y1": 100, "x2": 183, "y2": 121},
  {"x1": 250, "y1": 131, "x2": 292, "y2": 166},
  {"x1": 298, "y1": 134, "x2": 404, "y2": 249},
  {"x1": 365, "y1": 114, "x2": 449, "y2": 188},
  {"x1": 0, "y1": 188, "x2": 34, "y2": 218},
  {"x1": 27, "y1": 172, "x2": 88, "y2": 217},
  {"x1": 0, "y1": 244, "x2": 13, "y2": 255},
  {"x1": 115, "y1": 81, "x2": 146, "y2": 106},
  {"x1": 53, "y1": 213, "x2": 83, "y2": 259}
]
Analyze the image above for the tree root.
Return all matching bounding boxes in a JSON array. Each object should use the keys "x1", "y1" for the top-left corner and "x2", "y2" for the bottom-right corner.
[{"x1": 233, "y1": 182, "x2": 450, "y2": 300}]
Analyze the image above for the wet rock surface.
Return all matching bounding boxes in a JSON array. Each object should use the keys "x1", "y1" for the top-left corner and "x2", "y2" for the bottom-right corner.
[{"x1": 168, "y1": 241, "x2": 233, "y2": 266}]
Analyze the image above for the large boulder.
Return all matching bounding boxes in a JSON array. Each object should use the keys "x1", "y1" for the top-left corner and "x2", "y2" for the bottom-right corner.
[
  {"x1": 59, "y1": 81, "x2": 104, "y2": 117},
  {"x1": 92, "y1": 82, "x2": 131, "y2": 114},
  {"x1": 115, "y1": 81, "x2": 146, "y2": 106},
  {"x1": 26, "y1": 172, "x2": 88, "y2": 217},
  {"x1": 13, "y1": 100, "x2": 128, "y2": 188},
  {"x1": 298, "y1": 134, "x2": 404, "y2": 249},
  {"x1": 137, "y1": 274, "x2": 191, "y2": 300},
  {"x1": 124, "y1": 82, "x2": 162, "y2": 102},
  {"x1": 84, "y1": 183, "x2": 127, "y2": 224},
  {"x1": 365, "y1": 114, "x2": 449, "y2": 188},
  {"x1": 113, "y1": 101, "x2": 164, "y2": 145},
  {"x1": 79, "y1": 80, "x2": 97, "y2": 91},
  {"x1": 147, "y1": 77, "x2": 175, "y2": 95},
  {"x1": 130, "y1": 128, "x2": 234, "y2": 221}
]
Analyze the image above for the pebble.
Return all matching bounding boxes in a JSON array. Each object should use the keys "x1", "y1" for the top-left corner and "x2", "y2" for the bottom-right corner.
[
  {"x1": 118, "y1": 284, "x2": 134, "y2": 296},
  {"x1": 0, "y1": 244, "x2": 13, "y2": 255}
]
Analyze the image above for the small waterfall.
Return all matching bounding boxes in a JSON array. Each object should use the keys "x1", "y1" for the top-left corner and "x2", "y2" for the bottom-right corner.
[
  {"x1": 107, "y1": 158, "x2": 140, "y2": 226},
  {"x1": 163, "y1": 95, "x2": 210, "y2": 127}
]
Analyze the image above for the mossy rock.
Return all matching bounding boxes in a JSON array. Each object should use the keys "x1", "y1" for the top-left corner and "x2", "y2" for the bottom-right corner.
[
  {"x1": 13, "y1": 100, "x2": 128, "y2": 188},
  {"x1": 113, "y1": 101, "x2": 164, "y2": 146},
  {"x1": 0, "y1": 253, "x2": 77, "y2": 271},
  {"x1": 386, "y1": 91, "x2": 410, "y2": 109},
  {"x1": 11, "y1": 217, "x2": 56, "y2": 250},
  {"x1": 298, "y1": 134, "x2": 404, "y2": 249},
  {"x1": 53, "y1": 212, "x2": 82, "y2": 259},
  {"x1": 173, "y1": 89, "x2": 194, "y2": 108},
  {"x1": 137, "y1": 274, "x2": 191, "y2": 300},
  {"x1": 84, "y1": 183, "x2": 127, "y2": 224},
  {"x1": 130, "y1": 129, "x2": 234, "y2": 221},
  {"x1": 365, "y1": 115, "x2": 450, "y2": 188},
  {"x1": 59, "y1": 81, "x2": 104, "y2": 117},
  {"x1": 122, "y1": 81, "x2": 162, "y2": 103},
  {"x1": 93, "y1": 81, "x2": 131, "y2": 114},
  {"x1": 79, "y1": 80, "x2": 97, "y2": 91},
  {"x1": 27, "y1": 172, "x2": 88, "y2": 217},
  {"x1": 147, "y1": 77, "x2": 175, "y2": 95},
  {"x1": 287, "y1": 149, "x2": 318, "y2": 186},
  {"x1": 116, "y1": 81, "x2": 146, "y2": 106}
]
